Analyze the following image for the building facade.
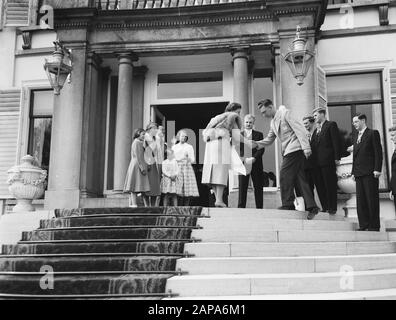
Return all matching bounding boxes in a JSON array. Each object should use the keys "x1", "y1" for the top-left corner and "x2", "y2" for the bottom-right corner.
[{"x1": 0, "y1": 0, "x2": 395, "y2": 215}]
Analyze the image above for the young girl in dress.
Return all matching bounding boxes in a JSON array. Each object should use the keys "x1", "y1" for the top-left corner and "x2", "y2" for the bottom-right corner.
[
  {"x1": 160, "y1": 149, "x2": 179, "y2": 206},
  {"x1": 124, "y1": 129, "x2": 150, "y2": 207}
]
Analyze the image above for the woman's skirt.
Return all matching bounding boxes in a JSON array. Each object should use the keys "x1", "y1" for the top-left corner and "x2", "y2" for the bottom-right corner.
[
  {"x1": 123, "y1": 160, "x2": 150, "y2": 193},
  {"x1": 176, "y1": 161, "x2": 200, "y2": 197},
  {"x1": 147, "y1": 164, "x2": 161, "y2": 197},
  {"x1": 202, "y1": 138, "x2": 231, "y2": 187}
]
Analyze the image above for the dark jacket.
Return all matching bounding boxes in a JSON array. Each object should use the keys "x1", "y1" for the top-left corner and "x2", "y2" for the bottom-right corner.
[
  {"x1": 305, "y1": 131, "x2": 316, "y2": 170},
  {"x1": 391, "y1": 151, "x2": 396, "y2": 194},
  {"x1": 352, "y1": 128, "x2": 383, "y2": 177},
  {"x1": 240, "y1": 130, "x2": 264, "y2": 172},
  {"x1": 311, "y1": 120, "x2": 341, "y2": 167}
]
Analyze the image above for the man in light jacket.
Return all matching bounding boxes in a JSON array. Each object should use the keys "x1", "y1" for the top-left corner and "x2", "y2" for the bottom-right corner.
[{"x1": 255, "y1": 99, "x2": 319, "y2": 220}]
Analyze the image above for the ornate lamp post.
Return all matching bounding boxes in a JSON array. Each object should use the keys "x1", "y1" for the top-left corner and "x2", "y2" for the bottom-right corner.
[
  {"x1": 283, "y1": 26, "x2": 315, "y2": 86},
  {"x1": 44, "y1": 40, "x2": 73, "y2": 95}
]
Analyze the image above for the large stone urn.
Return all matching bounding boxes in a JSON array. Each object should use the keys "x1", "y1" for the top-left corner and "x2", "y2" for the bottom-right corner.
[
  {"x1": 336, "y1": 154, "x2": 357, "y2": 218},
  {"x1": 7, "y1": 155, "x2": 48, "y2": 212}
]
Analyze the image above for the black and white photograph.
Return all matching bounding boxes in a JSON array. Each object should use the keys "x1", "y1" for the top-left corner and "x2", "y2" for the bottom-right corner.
[{"x1": 1, "y1": 0, "x2": 396, "y2": 304}]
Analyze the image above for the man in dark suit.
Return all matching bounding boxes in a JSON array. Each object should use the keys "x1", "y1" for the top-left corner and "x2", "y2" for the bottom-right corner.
[
  {"x1": 302, "y1": 115, "x2": 317, "y2": 194},
  {"x1": 238, "y1": 114, "x2": 264, "y2": 209},
  {"x1": 311, "y1": 107, "x2": 341, "y2": 215},
  {"x1": 352, "y1": 114, "x2": 383, "y2": 231},
  {"x1": 389, "y1": 127, "x2": 396, "y2": 210}
]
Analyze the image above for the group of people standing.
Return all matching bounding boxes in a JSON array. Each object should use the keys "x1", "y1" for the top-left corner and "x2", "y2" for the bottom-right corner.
[
  {"x1": 123, "y1": 123, "x2": 199, "y2": 208},
  {"x1": 203, "y1": 99, "x2": 385, "y2": 232},
  {"x1": 123, "y1": 99, "x2": 388, "y2": 233},
  {"x1": 243, "y1": 99, "x2": 383, "y2": 231}
]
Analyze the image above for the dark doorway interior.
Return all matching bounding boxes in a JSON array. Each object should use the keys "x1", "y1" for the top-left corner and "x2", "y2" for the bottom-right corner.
[{"x1": 155, "y1": 102, "x2": 228, "y2": 207}]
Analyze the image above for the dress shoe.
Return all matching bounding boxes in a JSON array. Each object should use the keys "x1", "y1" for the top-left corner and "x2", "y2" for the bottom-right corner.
[
  {"x1": 328, "y1": 210, "x2": 337, "y2": 215},
  {"x1": 357, "y1": 227, "x2": 368, "y2": 231},
  {"x1": 368, "y1": 228, "x2": 380, "y2": 232},
  {"x1": 278, "y1": 205, "x2": 295, "y2": 211},
  {"x1": 307, "y1": 207, "x2": 319, "y2": 220}
]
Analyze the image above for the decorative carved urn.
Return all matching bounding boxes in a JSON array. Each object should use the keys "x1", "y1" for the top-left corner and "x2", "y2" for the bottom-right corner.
[
  {"x1": 336, "y1": 154, "x2": 357, "y2": 217},
  {"x1": 7, "y1": 155, "x2": 48, "y2": 212}
]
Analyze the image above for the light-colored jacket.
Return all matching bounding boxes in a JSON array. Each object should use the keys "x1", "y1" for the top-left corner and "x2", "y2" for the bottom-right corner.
[{"x1": 257, "y1": 105, "x2": 311, "y2": 156}]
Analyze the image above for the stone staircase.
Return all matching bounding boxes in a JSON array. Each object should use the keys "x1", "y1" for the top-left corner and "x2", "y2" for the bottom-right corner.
[
  {"x1": 166, "y1": 208, "x2": 396, "y2": 300},
  {"x1": 0, "y1": 207, "x2": 202, "y2": 300}
]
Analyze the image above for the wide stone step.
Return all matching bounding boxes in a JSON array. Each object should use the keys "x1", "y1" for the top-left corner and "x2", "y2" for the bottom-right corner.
[
  {"x1": 2, "y1": 241, "x2": 187, "y2": 255},
  {"x1": 198, "y1": 218, "x2": 357, "y2": 231},
  {"x1": 167, "y1": 288, "x2": 396, "y2": 300},
  {"x1": 23, "y1": 227, "x2": 194, "y2": 241},
  {"x1": 176, "y1": 254, "x2": 396, "y2": 274},
  {"x1": 205, "y1": 208, "x2": 346, "y2": 221},
  {"x1": 166, "y1": 269, "x2": 396, "y2": 297},
  {"x1": 191, "y1": 229, "x2": 389, "y2": 242},
  {"x1": 55, "y1": 207, "x2": 203, "y2": 218},
  {"x1": 0, "y1": 273, "x2": 172, "y2": 295},
  {"x1": 185, "y1": 241, "x2": 396, "y2": 257},
  {"x1": 40, "y1": 216, "x2": 199, "y2": 229},
  {"x1": 0, "y1": 255, "x2": 179, "y2": 272}
]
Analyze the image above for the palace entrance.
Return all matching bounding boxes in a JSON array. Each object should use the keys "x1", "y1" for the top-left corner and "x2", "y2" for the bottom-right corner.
[{"x1": 154, "y1": 102, "x2": 228, "y2": 207}]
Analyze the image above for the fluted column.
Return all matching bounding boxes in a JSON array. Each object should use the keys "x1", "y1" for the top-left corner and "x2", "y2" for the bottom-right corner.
[
  {"x1": 232, "y1": 47, "x2": 250, "y2": 117},
  {"x1": 113, "y1": 52, "x2": 138, "y2": 193}
]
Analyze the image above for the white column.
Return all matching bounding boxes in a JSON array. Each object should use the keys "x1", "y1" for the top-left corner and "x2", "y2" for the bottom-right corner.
[{"x1": 113, "y1": 52, "x2": 138, "y2": 193}]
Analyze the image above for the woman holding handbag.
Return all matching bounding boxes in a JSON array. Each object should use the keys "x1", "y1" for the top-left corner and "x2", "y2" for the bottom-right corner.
[{"x1": 202, "y1": 102, "x2": 253, "y2": 208}]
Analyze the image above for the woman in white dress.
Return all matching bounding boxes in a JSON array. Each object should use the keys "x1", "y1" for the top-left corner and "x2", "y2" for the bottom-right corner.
[
  {"x1": 172, "y1": 130, "x2": 200, "y2": 206},
  {"x1": 202, "y1": 102, "x2": 253, "y2": 207}
]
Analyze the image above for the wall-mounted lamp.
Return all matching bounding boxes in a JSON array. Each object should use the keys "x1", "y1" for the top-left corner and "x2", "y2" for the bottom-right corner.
[
  {"x1": 44, "y1": 40, "x2": 73, "y2": 95},
  {"x1": 283, "y1": 26, "x2": 315, "y2": 86}
]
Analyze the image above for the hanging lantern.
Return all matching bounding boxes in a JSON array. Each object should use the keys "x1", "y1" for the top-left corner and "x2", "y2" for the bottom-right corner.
[
  {"x1": 44, "y1": 41, "x2": 73, "y2": 95},
  {"x1": 283, "y1": 26, "x2": 315, "y2": 86}
]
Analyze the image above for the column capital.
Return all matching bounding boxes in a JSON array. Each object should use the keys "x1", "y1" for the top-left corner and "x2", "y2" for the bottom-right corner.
[
  {"x1": 230, "y1": 46, "x2": 251, "y2": 62},
  {"x1": 116, "y1": 51, "x2": 139, "y2": 65}
]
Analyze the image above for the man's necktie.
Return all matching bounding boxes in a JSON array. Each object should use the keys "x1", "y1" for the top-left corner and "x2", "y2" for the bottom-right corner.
[{"x1": 357, "y1": 132, "x2": 363, "y2": 144}]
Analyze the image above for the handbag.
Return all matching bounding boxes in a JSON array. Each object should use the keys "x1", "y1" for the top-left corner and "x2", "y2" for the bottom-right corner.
[{"x1": 230, "y1": 145, "x2": 247, "y2": 176}]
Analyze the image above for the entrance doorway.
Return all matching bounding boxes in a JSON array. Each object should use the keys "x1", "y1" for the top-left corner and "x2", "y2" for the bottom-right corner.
[{"x1": 153, "y1": 102, "x2": 228, "y2": 207}]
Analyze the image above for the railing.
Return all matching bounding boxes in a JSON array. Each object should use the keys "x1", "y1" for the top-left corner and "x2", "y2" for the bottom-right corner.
[{"x1": 95, "y1": 0, "x2": 256, "y2": 10}]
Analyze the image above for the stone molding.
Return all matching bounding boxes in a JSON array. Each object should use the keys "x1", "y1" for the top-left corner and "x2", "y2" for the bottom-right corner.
[{"x1": 53, "y1": 1, "x2": 325, "y2": 31}]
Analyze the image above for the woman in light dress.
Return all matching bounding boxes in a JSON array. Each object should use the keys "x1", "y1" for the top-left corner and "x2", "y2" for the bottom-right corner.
[
  {"x1": 202, "y1": 102, "x2": 252, "y2": 208},
  {"x1": 124, "y1": 129, "x2": 150, "y2": 208},
  {"x1": 144, "y1": 122, "x2": 162, "y2": 207},
  {"x1": 172, "y1": 130, "x2": 200, "y2": 206},
  {"x1": 160, "y1": 149, "x2": 179, "y2": 206}
]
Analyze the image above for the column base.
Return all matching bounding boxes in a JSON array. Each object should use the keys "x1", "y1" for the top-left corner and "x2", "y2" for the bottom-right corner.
[{"x1": 44, "y1": 190, "x2": 81, "y2": 210}]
